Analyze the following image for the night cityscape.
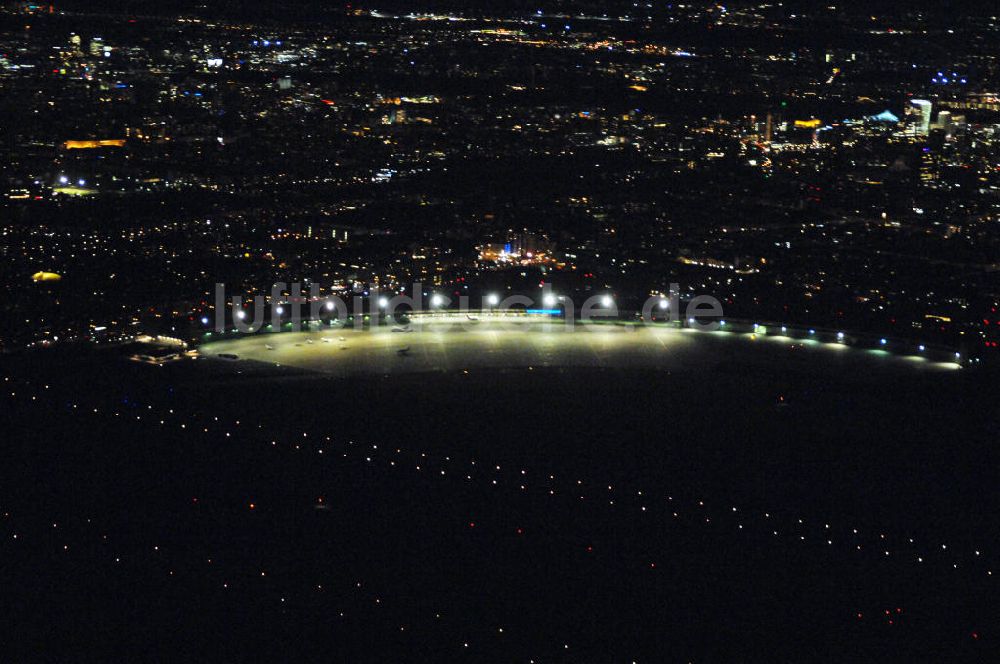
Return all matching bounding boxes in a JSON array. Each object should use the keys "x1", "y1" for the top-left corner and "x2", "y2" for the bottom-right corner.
[{"x1": 2, "y1": 1, "x2": 999, "y2": 660}]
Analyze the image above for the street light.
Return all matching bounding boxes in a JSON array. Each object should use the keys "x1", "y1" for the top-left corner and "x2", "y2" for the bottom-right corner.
[
  {"x1": 430, "y1": 294, "x2": 444, "y2": 308},
  {"x1": 487, "y1": 293, "x2": 499, "y2": 307},
  {"x1": 378, "y1": 296, "x2": 389, "y2": 309},
  {"x1": 543, "y1": 293, "x2": 557, "y2": 307},
  {"x1": 601, "y1": 294, "x2": 613, "y2": 308}
]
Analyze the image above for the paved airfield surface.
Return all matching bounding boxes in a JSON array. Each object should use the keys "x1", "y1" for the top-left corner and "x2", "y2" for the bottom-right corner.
[{"x1": 200, "y1": 315, "x2": 959, "y2": 377}]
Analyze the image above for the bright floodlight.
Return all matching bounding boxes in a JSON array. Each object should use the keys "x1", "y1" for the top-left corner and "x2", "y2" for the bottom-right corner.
[
  {"x1": 543, "y1": 293, "x2": 557, "y2": 307},
  {"x1": 201, "y1": 316, "x2": 209, "y2": 325},
  {"x1": 688, "y1": 317, "x2": 695, "y2": 324},
  {"x1": 658, "y1": 298, "x2": 669, "y2": 309},
  {"x1": 58, "y1": 175, "x2": 68, "y2": 184},
  {"x1": 601, "y1": 295, "x2": 613, "y2": 308},
  {"x1": 430, "y1": 294, "x2": 444, "y2": 307},
  {"x1": 276, "y1": 306, "x2": 285, "y2": 315},
  {"x1": 880, "y1": 338, "x2": 887, "y2": 345},
  {"x1": 325, "y1": 300, "x2": 335, "y2": 311},
  {"x1": 236, "y1": 310, "x2": 247, "y2": 320},
  {"x1": 378, "y1": 297, "x2": 389, "y2": 308},
  {"x1": 837, "y1": 331, "x2": 844, "y2": 340},
  {"x1": 487, "y1": 293, "x2": 499, "y2": 306},
  {"x1": 919, "y1": 345, "x2": 926, "y2": 351},
  {"x1": 78, "y1": 179, "x2": 86, "y2": 186}
]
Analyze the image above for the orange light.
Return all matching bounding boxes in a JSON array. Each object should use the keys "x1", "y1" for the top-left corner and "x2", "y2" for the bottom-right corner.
[{"x1": 63, "y1": 139, "x2": 126, "y2": 149}]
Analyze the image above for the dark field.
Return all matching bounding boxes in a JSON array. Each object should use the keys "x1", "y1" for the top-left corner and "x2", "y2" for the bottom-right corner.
[{"x1": 0, "y1": 341, "x2": 995, "y2": 661}]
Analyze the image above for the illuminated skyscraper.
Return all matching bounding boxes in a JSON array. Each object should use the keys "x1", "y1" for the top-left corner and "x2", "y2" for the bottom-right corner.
[{"x1": 909, "y1": 99, "x2": 933, "y2": 137}]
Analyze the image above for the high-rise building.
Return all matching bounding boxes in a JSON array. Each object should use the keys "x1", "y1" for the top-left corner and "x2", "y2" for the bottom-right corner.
[
  {"x1": 909, "y1": 99, "x2": 933, "y2": 137},
  {"x1": 936, "y1": 110, "x2": 952, "y2": 132}
]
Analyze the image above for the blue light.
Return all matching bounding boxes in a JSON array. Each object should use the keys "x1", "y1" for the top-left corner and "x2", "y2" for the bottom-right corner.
[
  {"x1": 526, "y1": 309, "x2": 560, "y2": 315},
  {"x1": 201, "y1": 317, "x2": 209, "y2": 325},
  {"x1": 880, "y1": 338, "x2": 887, "y2": 345},
  {"x1": 919, "y1": 345, "x2": 926, "y2": 351}
]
